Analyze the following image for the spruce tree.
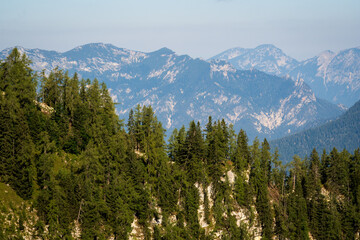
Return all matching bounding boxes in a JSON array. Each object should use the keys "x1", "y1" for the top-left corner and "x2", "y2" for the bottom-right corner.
[
  {"x1": 250, "y1": 138, "x2": 273, "y2": 239},
  {"x1": 287, "y1": 156, "x2": 310, "y2": 240},
  {"x1": 0, "y1": 48, "x2": 37, "y2": 199},
  {"x1": 233, "y1": 129, "x2": 250, "y2": 173},
  {"x1": 183, "y1": 121, "x2": 204, "y2": 183}
]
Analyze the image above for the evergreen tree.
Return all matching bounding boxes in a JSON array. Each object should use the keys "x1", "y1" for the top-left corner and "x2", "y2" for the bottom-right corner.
[
  {"x1": 233, "y1": 129, "x2": 250, "y2": 173},
  {"x1": 350, "y1": 149, "x2": 360, "y2": 234},
  {"x1": 287, "y1": 156, "x2": 310, "y2": 240},
  {"x1": 0, "y1": 47, "x2": 37, "y2": 108},
  {"x1": 167, "y1": 128, "x2": 178, "y2": 161},
  {"x1": 327, "y1": 148, "x2": 350, "y2": 198},
  {"x1": 306, "y1": 148, "x2": 322, "y2": 198},
  {"x1": 183, "y1": 121, "x2": 205, "y2": 183},
  {"x1": 207, "y1": 120, "x2": 227, "y2": 183},
  {"x1": 174, "y1": 125, "x2": 186, "y2": 164},
  {"x1": 320, "y1": 149, "x2": 330, "y2": 185},
  {"x1": 261, "y1": 138, "x2": 272, "y2": 184},
  {"x1": 0, "y1": 48, "x2": 37, "y2": 199},
  {"x1": 249, "y1": 138, "x2": 273, "y2": 239}
]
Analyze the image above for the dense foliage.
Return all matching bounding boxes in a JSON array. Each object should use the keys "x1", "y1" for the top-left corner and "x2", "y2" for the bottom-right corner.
[{"x1": 0, "y1": 48, "x2": 359, "y2": 239}]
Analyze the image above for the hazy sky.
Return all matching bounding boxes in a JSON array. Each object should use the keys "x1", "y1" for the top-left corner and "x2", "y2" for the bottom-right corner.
[{"x1": 1, "y1": 0, "x2": 359, "y2": 60}]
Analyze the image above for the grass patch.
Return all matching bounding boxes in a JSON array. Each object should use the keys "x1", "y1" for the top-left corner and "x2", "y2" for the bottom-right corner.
[{"x1": 0, "y1": 182, "x2": 25, "y2": 208}]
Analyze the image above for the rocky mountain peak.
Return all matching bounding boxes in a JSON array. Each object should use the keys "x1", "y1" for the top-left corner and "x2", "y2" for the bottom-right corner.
[
  {"x1": 254, "y1": 44, "x2": 282, "y2": 53},
  {"x1": 210, "y1": 44, "x2": 298, "y2": 76},
  {"x1": 151, "y1": 47, "x2": 175, "y2": 56}
]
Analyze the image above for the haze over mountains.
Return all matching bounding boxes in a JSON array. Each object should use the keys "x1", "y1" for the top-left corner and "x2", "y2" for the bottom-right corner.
[
  {"x1": 0, "y1": 43, "x2": 347, "y2": 140},
  {"x1": 271, "y1": 98, "x2": 360, "y2": 162},
  {"x1": 210, "y1": 44, "x2": 360, "y2": 107}
]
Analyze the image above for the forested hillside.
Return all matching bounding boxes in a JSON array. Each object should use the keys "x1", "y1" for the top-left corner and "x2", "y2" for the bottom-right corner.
[
  {"x1": 271, "y1": 99, "x2": 360, "y2": 163},
  {"x1": 1, "y1": 48, "x2": 360, "y2": 239}
]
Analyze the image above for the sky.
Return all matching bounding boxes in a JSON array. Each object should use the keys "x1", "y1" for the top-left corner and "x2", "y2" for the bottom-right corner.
[{"x1": 1, "y1": 0, "x2": 359, "y2": 60}]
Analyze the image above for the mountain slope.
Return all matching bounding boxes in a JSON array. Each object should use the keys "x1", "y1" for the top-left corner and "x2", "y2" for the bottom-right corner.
[
  {"x1": 0, "y1": 43, "x2": 344, "y2": 140},
  {"x1": 271, "y1": 99, "x2": 360, "y2": 162},
  {"x1": 289, "y1": 47, "x2": 360, "y2": 107},
  {"x1": 210, "y1": 45, "x2": 360, "y2": 107}
]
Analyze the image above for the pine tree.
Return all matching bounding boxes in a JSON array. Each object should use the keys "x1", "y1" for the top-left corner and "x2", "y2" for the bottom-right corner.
[
  {"x1": 261, "y1": 138, "x2": 272, "y2": 184},
  {"x1": 167, "y1": 128, "x2": 178, "y2": 162},
  {"x1": 174, "y1": 125, "x2": 186, "y2": 164},
  {"x1": 306, "y1": 149, "x2": 326, "y2": 238},
  {"x1": 307, "y1": 148, "x2": 322, "y2": 198},
  {"x1": 320, "y1": 149, "x2": 330, "y2": 185},
  {"x1": 287, "y1": 156, "x2": 310, "y2": 240},
  {"x1": 105, "y1": 175, "x2": 133, "y2": 240},
  {"x1": 234, "y1": 173, "x2": 247, "y2": 206},
  {"x1": 233, "y1": 129, "x2": 250, "y2": 173},
  {"x1": 127, "y1": 108, "x2": 136, "y2": 150},
  {"x1": 207, "y1": 120, "x2": 227, "y2": 183},
  {"x1": 183, "y1": 121, "x2": 205, "y2": 183},
  {"x1": 0, "y1": 48, "x2": 37, "y2": 199},
  {"x1": 0, "y1": 48, "x2": 37, "y2": 108},
  {"x1": 350, "y1": 149, "x2": 360, "y2": 234},
  {"x1": 327, "y1": 148, "x2": 350, "y2": 197},
  {"x1": 250, "y1": 138, "x2": 273, "y2": 239}
]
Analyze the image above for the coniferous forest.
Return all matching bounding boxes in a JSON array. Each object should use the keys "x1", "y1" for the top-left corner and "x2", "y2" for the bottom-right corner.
[{"x1": 1, "y1": 48, "x2": 360, "y2": 239}]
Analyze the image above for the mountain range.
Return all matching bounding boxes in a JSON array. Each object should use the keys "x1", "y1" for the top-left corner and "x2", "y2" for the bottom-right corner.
[
  {"x1": 210, "y1": 44, "x2": 360, "y2": 107},
  {"x1": 0, "y1": 43, "x2": 345, "y2": 140},
  {"x1": 271, "y1": 99, "x2": 360, "y2": 163}
]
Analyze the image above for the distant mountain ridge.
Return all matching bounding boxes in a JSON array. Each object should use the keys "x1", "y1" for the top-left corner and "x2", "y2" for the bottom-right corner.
[
  {"x1": 210, "y1": 45, "x2": 360, "y2": 107},
  {"x1": 289, "y1": 47, "x2": 360, "y2": 107},
  {"x1": 0, "y1": 43, "x2": 344, "y2": 140},
  {"x1": 209, "y1": 44, "x2": 299, "y2": 76},
  {"x1": 270, "y1": 99, "x2": 360, "y2": 163}
]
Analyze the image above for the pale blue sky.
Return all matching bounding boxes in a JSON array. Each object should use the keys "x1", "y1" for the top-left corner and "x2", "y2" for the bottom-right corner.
[{"x1": 1, "y1": 0, "x2": 359, "y2": 60}]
